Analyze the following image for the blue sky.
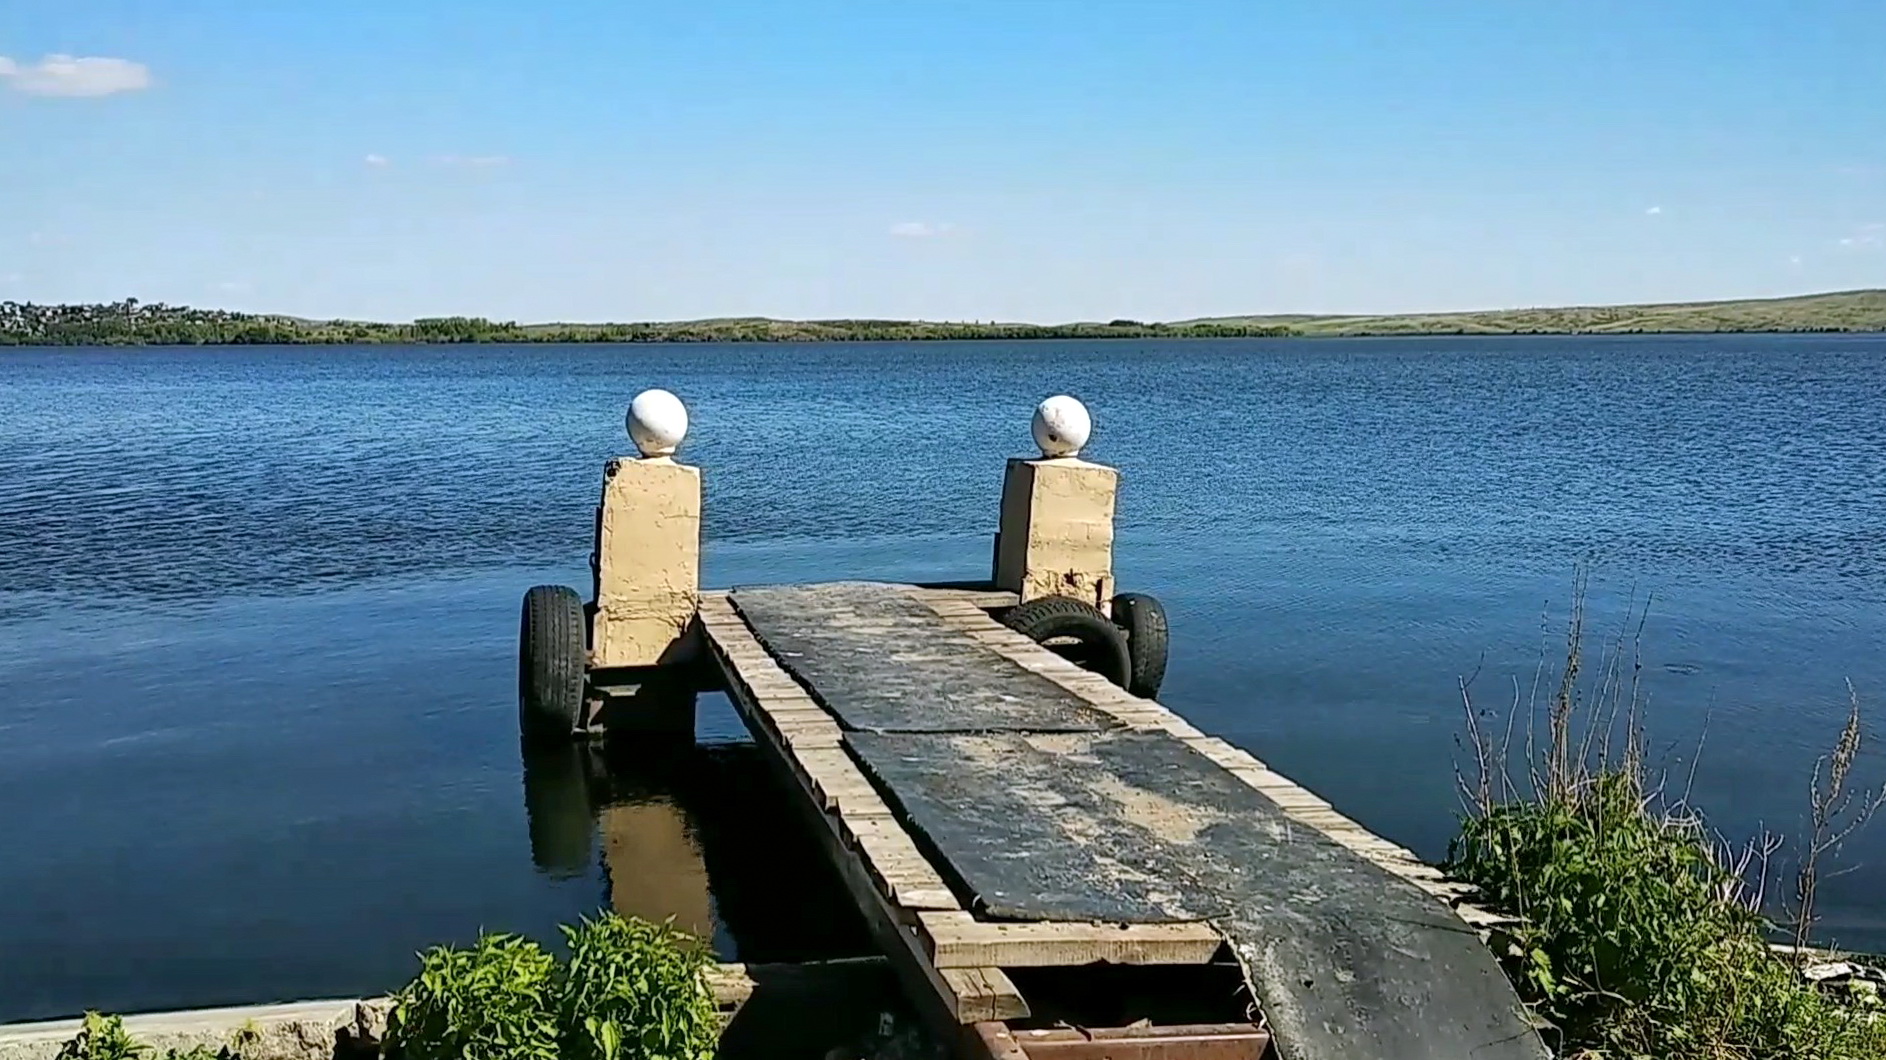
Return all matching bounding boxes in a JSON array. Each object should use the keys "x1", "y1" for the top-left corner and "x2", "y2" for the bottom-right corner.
[{"x1": 2, "y1": 0, "x2": 1883, "y2": 322}]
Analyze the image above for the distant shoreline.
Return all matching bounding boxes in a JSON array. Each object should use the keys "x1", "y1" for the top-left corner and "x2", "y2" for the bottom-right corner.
[{"x1": 3, "y1": 289, "x2": 1884, "y2": 346}]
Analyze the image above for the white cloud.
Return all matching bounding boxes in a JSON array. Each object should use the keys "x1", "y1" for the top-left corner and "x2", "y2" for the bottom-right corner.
[
  {"x1": 1836, "y1": 223, "x2": 1884, "y2": 250},
  {"x1": 364, "y1": 153, "x2": 391, "y2": 168},
  {"x1": 889, "y1": 221, "x2": 955, "y2": 238},
  {"x1": 1644, "y1": 205, "x2": 1663, "y2": 216},
  {"x1": 1788, "y1": 254, "x2": 1804, "y2": 268},
  {"x1": 0, "y1": 54, "x2": 152, "y2": 98},
  {"x1": 214, "y1": 281, "x2": 252, "y2": 294},
  {"x1": 435, "y1": 154, "x2": 511, "y2": 168},
  {"x1": 0, "y1": 272, "x2": 21, "y2": 285}
]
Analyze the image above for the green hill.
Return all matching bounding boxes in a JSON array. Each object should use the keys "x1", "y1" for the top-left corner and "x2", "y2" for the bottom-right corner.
[
  {"x1": 1184, "y1": 289, "x2": 1886, "y2": 336},
  {"x1": 3, "y1": 290, "x2": 1883, "y2": 346}
]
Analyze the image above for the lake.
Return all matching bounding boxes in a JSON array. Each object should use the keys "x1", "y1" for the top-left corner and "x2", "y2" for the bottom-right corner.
[{"x1": 2, "y1": 335, "x2": 1884, "y2": 1022}]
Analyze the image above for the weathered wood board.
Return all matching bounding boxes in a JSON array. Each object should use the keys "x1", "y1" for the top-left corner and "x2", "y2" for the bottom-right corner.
[
  {"x1": 719, "y1": 582, "x2": 1545, "y2": 1060},
  {"x1": 732, "y1": 583, "x2": 1118, "y2": 734},
  {"x1": 847, "y1": 729, "x2": 1546, "y2": 1060},
  {"x1": 697, "y1": 596, "x2": 1026, "y2": 1024}
]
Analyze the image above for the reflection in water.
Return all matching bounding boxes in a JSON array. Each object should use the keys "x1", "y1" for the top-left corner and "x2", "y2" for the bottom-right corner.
[
  {"x1": 599, "y1": 799, "x2": 715, "y2": 941},
  {"x1": 523, "y1": 736, "x2": 916, "y2": 1059},
  {"x1": 519, "y1": 728, "x2": 873, "y2": 962},
  {"x1": 521, "y1": 741, "x2": 605, "y2": 879}
]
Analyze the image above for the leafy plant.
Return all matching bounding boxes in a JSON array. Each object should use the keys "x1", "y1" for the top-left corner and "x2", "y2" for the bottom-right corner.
[
  {"x1": 1450, "y1": 575, "x2": 1886, "y2": 1058},
  {"x1": 558, "y1": 913, "x2": 718, "y2": 1060},
  {"x1": 383, "y1": 932, "x2": 560, "y2": 1060},
  {"x1": 55, "y1": 916, "x2": 722, "y2": 1060},
  {"x1": 56, "y1": 1013, "x2": 145, "y2": 1060},
  {"x1": 50, "y1": 1014, "x2": 244, "y2": 1060}
]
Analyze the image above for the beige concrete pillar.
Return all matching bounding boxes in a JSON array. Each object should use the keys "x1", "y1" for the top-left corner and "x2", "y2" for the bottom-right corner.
[
  {"x1": 589, "y1": 390, "x2": 702, "y2": 669},
  {"x1": 992, "y1": 397, "x2": 1119, "y2": 610}
]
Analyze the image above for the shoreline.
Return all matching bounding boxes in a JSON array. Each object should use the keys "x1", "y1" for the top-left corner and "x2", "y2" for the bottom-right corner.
[
  {"x1": 4, "y1": 289, "x2": 1885, "y2": 346},
  {"x1": 5, "y1": 325, "x2": 1886, "y2": 348}
]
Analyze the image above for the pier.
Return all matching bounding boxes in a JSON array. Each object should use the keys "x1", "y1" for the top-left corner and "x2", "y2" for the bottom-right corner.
[{"x1": 520, "y1": 391, "x2": 1551, "y2": 1060}]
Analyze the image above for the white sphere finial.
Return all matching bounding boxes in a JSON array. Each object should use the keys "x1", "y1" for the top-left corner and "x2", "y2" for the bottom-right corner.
[
  {"x1": 627, "y1": 389, "x2": 689, "y2": 458},
  {"x1": 1032, "y1": 395, "x2": 1091, "y2": 458}
]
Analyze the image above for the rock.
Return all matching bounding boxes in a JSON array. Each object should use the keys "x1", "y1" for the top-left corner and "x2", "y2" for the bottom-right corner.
[
  {"x1": 1800, "y1": 959, "x2": 1886, "y2": 1004},
  {"x1": 338, "y1": 1000, "x2": 392, "y2": 1054}
]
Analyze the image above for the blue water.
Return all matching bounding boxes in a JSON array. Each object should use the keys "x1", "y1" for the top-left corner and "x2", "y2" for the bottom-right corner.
[{"x1": 2, "y1": 336, "x2": 1884, "y2": 1022}]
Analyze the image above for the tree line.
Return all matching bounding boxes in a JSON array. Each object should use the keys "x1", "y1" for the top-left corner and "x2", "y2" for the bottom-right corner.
[{"x1": 0, "y1": 300, "x2": 1296, "y2": 346}]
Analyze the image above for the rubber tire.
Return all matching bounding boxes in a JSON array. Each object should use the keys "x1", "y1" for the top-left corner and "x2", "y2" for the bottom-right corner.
[
  {"x1": 1111, "y1": 592, "x2": 1170, "y2": 699},
  {"x1": 1001, "y1": 595, "x2": 1133, "y2": 691},
  {"x1": 519, "y1": 584, "x2": 587, "y2": 742}
]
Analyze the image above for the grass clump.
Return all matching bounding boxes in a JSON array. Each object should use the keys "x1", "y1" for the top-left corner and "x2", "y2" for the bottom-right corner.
[
  {"x1": 384, "y1": 932, "x2": 561, "y2": 1060},
  {"x1": 1449, "y1": 577, "x2": 1886, "y2": 1058},
  {"x1": 58, "y1": 914, "x2": 715, "y2": 1060},
  {"x1": 53, "y1": 1013, "x2": 246, "y2": 1060},
  {"x1": 58, "y1": 914, "x2": 716, "y2": 1060},
  {"x1": 559, "y1": 914, "x2": 718, "y2": 1060},
  {"x1": 377, "y1": 913, "x2": 714, "y2": 1060},
  {"x1": 55, "y1": 1013, "x2": 145, "y2": 1060},
  {"x1": 1452, "y1": 770, "x2": 1885, "y2": 1057}
]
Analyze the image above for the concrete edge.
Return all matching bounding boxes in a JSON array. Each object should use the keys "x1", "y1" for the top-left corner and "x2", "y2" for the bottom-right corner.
[
  {"x1": 0, "y1": 998, "x2": 382, "y2": 1060},
  {"x1": 0, "y1": 998, "x2": 360, "y2": 1043}
]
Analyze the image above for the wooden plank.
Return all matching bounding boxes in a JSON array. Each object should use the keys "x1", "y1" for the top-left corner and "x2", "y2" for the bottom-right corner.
[
  {"x1": 902, "y1": 592, "x2": 1519, "y2": 931},
  {"x1": 733, "y1": 584, "x2": 1116, "y2": 734},
  {"x1": 910, "y1": 584, "x2": 1020, "y2": 610},
  {"x1": 939, "y1": 968, "x2": 1031, "y2": 1022},
  {"x1": 1150, "y1": 718, "x2": 1206, "y2": 738},
  {"x1": 854, "y1": 725, "x2": 1546, "y2": 1060},
  {"x1": 899, "y1": 589, "x2": 1521, "y2": 934},
  {"x1": 778, "y1": 727, "x2": 845, "y2": 753},
  {"x1": 917, "y1": 912, "x2": 1223, "y2": 969},
  {"x1": 968, "y1": 1023, "x2": 1034, "y2": 1060},
  {"x1": 922, "y1": 596, "x2": 1222, "y2": 737},
  {"x1": 716, "y1": 586, "x2": 1524, "y2": 1037},
  {"x1": 701, "y1": 606, "x2": 961, "y2": 909},
  {"x1": 842, "y1": 815, "x2": 962, "y2": 911},
  {"x1": 921, "y1": 599, "x2": 1000, "y2": 618},
  {"x1": 701, "y1": 603, "x2": 1024, "y2": 1026},
  {"x1": 1180, "y1": 736, "x2": 1253, "y2": 769}
]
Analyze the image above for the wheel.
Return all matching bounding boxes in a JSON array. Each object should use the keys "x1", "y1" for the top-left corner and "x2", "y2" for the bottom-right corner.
[
  {"x1": 1001, "y1": 595, "x2": 1133, "y2": 690},
  {"x1": 1110, "y1": 592, "x2": 1169, "y2": 699},
  {"x1": 519, "y1": 584, "x2": 587, "y2": 741}
]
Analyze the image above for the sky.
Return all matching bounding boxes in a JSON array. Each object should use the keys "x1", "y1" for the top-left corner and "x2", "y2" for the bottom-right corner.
[{"x1": 2, "y1": 0, "x2": 1883, "y2": 323}]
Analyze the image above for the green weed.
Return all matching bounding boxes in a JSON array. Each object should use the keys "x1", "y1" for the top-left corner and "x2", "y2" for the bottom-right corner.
[
  {"x1": 383, "y1": 932, "x2": 561, "y2": 1060},
  {"x1": 58, "y1": 914, "x2": 719, "y2": 1060},
  {"x1": 559, "y1": 913, "x2": 718, "y2": 1060},
  {"x1": 1450, "y1": 576, "x2": 1886, "y2": 1058},
  {"x1": 55, "y1": 1013, "x2": 145, "y2": 1060},
  {"x1": 52, "y1": 1013, "x2": 244, "y2": 1060}
]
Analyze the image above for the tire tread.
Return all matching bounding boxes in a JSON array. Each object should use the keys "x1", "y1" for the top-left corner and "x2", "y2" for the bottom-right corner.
[
  {"x1": 1001, "y1": 595, "x2": 1134, "y2": 690},
  {"x1": 520, "y1": 584, "x2": 586, "y2": 740}
]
